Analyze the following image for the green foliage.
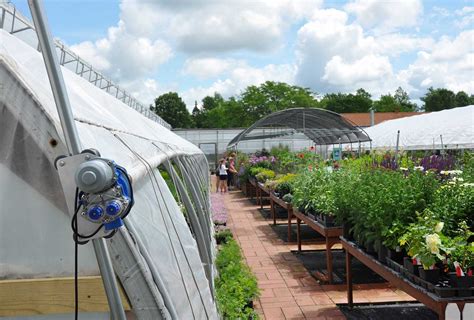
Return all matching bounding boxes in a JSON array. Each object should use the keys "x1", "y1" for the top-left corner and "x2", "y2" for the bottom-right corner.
[
  {"x1": 255, "y1": 169, "x2": 275, "y2": 183},
  {"x1": 399, "y1": 209, "x2": 450, "y2": 269},
  {"x1": 249, "y1": 167, "x2": 267, "y2": 177},
  {"x1": 215, "y1": 239, "x2": 259, "y2": 319},
  {"x1": 373, "y1": 88, "x2": 417, "y2": 112},
  {"x1": 152, "y1": 92, "x2": 192, "y2": 128},
  {"x1": 445, "y1": 222, "x2": 474, "y2": 272},
  {"x1": 320, "y1": 88, "x2": 372, "y2": 113},
  {"x1": 429, "y1": 174, "x2": 474, "y2": 233},
  {"x1": 282, "y1": 193, "x2": 293, "y2": 203},
  {"x1": 215, "y1": 229, "x2": 234, "y2": 245},
  {"x1": 159, "y1": 168, "x2": 179, "y2": 203},
  {"x1": 420, "y1": 87, "x2": 473, "y2": 111}
]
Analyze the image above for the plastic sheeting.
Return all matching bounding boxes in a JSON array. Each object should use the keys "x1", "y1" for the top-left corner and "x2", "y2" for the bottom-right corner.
[
  {"x1": 363, "y1": 106, "x2": 474, "y2": 150},
  {"x1": 0, "y1": 29, "x2": 217, "y2": 319}
]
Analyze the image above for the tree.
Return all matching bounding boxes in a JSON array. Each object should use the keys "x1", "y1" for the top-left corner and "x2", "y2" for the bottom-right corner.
[
  {"x1": 373, "y1": 94, "x2": 398, "y2": 112},
  {"x1": 454, "y1": 91, "x2": 471, "y2": 108},
  {"x1": 191, "y1": 101, "x2": 206, "y2": 128},
  {"x1": 240, "y1": 81, "x2": 319, "y2": 124},
  {"x1": 152, "y1": 92, "x2": 192, "y2": 128},
  {"x1": 320, "y1": 88, "x2": 372, "y2": 113},
  {"x1": 421, "y1": 87, "x2": 456, "y2": 111},
  {"x1": 394, "y1": 87, "x2": 417, "y2": 111},
  {"x1": 373, "y1": 87, "x2": 417, "y2": 112},
  {"x1": 202, "y1": 93, "x2": 224, "y2": 111}
]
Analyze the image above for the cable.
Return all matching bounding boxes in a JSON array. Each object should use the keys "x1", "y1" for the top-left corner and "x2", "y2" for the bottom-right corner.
[{"x1": 74, "y1": 234, "x2": 78, "y2": 320}]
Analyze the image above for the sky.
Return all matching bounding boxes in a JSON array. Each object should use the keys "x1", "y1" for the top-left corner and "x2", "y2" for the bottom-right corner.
[{"x1": 11, "y1": 0, "x2": 474, "y2": 110}]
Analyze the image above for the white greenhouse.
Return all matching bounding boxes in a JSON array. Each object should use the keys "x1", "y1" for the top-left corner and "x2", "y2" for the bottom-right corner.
[{"x1": 0, "y1": 21, "x2": 217, "y2": 320}]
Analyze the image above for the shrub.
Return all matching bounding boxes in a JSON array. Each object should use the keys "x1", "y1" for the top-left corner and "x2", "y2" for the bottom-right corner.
[
  {"x1": 255, "y1": 169, "x2": 275, "y2": 183},
  {"x1": 215, "y1": 239, "x2": 259, "y2": 319},
  {"x1": 215, "y1": 229, "x2": 233, "y2": 245},
  {"x1": 282, "y1": 193, "x2": 293, "y2": 203}
]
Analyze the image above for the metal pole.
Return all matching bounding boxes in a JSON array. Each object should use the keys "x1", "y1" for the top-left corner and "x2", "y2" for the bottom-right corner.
[
  {"x1": 27, "y1": 1, "x2": 126, "y2": 319},
  {"x1": 395, "y1": 130, "x2": 400, "y2": 163},
  {"x1": 440, "y1": 134, "x2": 444, "y2": 154}
]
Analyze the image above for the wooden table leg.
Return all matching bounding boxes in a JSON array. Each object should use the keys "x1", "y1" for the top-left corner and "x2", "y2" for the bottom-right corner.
[
  {"x1": 346, "y1": 250, "x2": 353, "y2": 308},
  {"x1": 326, "y1": 238, "x2": 334, "y2": 284},
  {"x1": 260, "y1": 190, "x2": 264, "y2": 210},
  {"x1": 438, "y1": 303, "x2": 447, "y2": 320},
  {"x1": 287, "y1": 209, "x2": 292, "y2": 242},
  {"x1": 297, "y1": 218, "x2": 302, "y2": 252},
  {"x1": 271, "y1": 199, "x2": 276, "y2": 225}
]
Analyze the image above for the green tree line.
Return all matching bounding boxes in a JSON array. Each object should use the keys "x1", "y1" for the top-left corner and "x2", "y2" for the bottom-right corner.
[{"x1": 149, "y1": 82, "x2": 474, "y2": 128}]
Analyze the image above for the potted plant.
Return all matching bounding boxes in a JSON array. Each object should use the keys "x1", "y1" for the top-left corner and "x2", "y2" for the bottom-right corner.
[
  {"x1": 399, "y1": 210, "x2": 449, "y2": 283},
  {"x1": 446, "y1": 222, "x2": 474, "y2": 296}
]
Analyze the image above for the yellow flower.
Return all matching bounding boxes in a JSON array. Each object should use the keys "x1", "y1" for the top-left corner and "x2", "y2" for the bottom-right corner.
[
  {"x1": 425, "y1": 233, "x2": 441, "y2": 254},
  {"x1": 435, "y1": 222, "x2": 444, "y2": 233}
]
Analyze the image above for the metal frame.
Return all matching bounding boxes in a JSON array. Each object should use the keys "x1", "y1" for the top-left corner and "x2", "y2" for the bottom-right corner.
[
  {"x1": 227, "y1": 108, "x2": 371, "y2": 148},
  {"x1": 27, "y1": 1, "x2": 126, "y2": 318},
  {"x1": 0, "y1": 2, "x2": 170, "y2": 129}
]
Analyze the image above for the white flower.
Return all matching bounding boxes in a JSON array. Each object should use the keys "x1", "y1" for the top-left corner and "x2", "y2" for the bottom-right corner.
[
  {"x1": 414, "y1": 166, "x2": 424, "y2": 171},
  {"x1": 440, "y1": 171, "x2": 448, "y2": 175},
  {"x1": 462, "y1": 183, "x2": 474, "y2": 187},
  {"x1": 435, "y1": 222, "x2": 444, "y2": 233},
  {"x1": 452, "y1": 177, "x2": 464, "y2": 183},
  {"x1": 425, "y1": 233, "x2": 441, "y2": 254},
  {"x1": 400, "y1": 167, "x2": 409, "y2": 171}
]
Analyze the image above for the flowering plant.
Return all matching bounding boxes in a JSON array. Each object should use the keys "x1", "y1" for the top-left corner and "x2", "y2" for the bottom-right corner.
[
  {"x1": 399, "y1": 209, "x2": 451, "y2": 270},
  {"x1": 445, "y1": 221, "x2": 474, "y2": 275}
]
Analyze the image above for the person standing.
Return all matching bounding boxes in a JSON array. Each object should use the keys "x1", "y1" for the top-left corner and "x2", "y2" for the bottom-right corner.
[
  {"x1": 218, "y1": 158, "x2": 228, "y2": 193},
  {"x1": 227, "y1": 157, "x2": 237, "y2": 190}
]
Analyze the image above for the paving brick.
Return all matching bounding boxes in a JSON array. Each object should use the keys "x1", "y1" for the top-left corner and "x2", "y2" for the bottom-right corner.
[
  {"x1": 262, "y1": 307, "x2": 285, "y2": 320},
  {"x1": 282, "y1": 306, "x2": 305, "y2": 319}
]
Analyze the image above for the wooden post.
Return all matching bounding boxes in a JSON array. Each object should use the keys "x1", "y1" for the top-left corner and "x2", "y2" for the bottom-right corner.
[
  {"x1": 297, "y1": 218, "x2": 302, "y2": 252},
  {"x1": 346, "y1": 251, "x2": 353, "y2": 308}
]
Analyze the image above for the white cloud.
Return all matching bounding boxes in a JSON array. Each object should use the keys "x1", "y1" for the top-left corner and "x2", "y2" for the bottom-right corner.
[
  {"x1": 454, "y1": 6, "x2": 474, "y2": 29},
  {"x1": 322, "y1": 55, "x2": 392, "y2": 86},
  {"x1": 70, "y1": 21, "x2": 172, "y2": 81},
  {"x1": 400, "y1": 30, "x2": 474, "y2": 97},
  {"x1": 182, "y1": 58, "x2": 246, "y2": 79},
  {"x1": 345, "y1": 0, "x2": 423, "y2": 32},
  {"x1": 120, "y1": 0, "x2": 323, "y2": 53},
  {"x1": 374, "y1": 33, "x2": 434, "y2": 57}
]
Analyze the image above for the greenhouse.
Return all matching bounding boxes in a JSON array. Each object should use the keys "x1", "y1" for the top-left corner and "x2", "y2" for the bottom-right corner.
[{"x1": 1, "y1": 2, "x2": 473, "y2": 320}]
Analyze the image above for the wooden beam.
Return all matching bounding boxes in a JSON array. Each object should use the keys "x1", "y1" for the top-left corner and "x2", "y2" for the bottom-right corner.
[{"x1": 0, "y1": 276, "x2": 131, "y2": 317}]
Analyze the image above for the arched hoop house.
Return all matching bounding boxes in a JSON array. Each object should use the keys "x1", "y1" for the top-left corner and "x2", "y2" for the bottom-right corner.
[
  {"x1": 0, "y1": 27, "x2": 217, "y2": 319},
  {"x1": 227, "y1": 108, "x2": 371, "y2": 148}
]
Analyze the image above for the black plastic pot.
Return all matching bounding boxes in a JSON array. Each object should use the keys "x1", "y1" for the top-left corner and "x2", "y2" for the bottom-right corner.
[
  {"x1": 388, "y1": 248, "x2": 405, "y2": 263},
  {"x1": 365, "y1": 241, "x2": 377, "y2": 255},
  {"x1": 419, "y1": 267, "x2": 440, "y2": 284},
  {"x1": 434, "y1": 284, "x2": 456, "y2": 298},
  {"x1": 320, "y1": 214, "x2": 335, "y2": 227},
  {"x1": 449, "y1": 273, "x2": 474, "y2": 297},
  {"x1": 404, "y1": 257, "x2": 420, "y2": 276},
  {"x1": 343, "y1": 222, "x2": 353, "y2": 240},
  {"x1": 377, "y1": 245, "x2": 388, "y2": 263}
]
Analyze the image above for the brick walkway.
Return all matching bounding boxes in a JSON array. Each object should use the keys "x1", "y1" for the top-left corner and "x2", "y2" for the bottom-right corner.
[{"x1": 222, "y1": 190, "x2": 415, "y2": 320}]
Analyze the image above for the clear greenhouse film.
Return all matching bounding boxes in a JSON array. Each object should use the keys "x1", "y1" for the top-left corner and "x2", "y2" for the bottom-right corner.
[{"x1": 0, "y1": 29, "x2": 217, "y2": 319}]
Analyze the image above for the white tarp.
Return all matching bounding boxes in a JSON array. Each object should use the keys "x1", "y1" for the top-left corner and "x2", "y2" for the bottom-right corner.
[
  {"x1": 363, "y1": 106, "x2": 474, "y2": 150},
  {"x1": 0, "y1": 29, "x2": 217, "y2": 319}
]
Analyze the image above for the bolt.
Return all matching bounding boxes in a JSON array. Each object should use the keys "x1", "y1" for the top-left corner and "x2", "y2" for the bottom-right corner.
[
  {"x1": 58, "y1": 160, "x2": 65, "y2": 167},
  {"x1": 85, "y1": 155, "x2": 91, "y2": 160},
  {"x1": 81, "y1": 211, "x2": 86, "y2": 216}
]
